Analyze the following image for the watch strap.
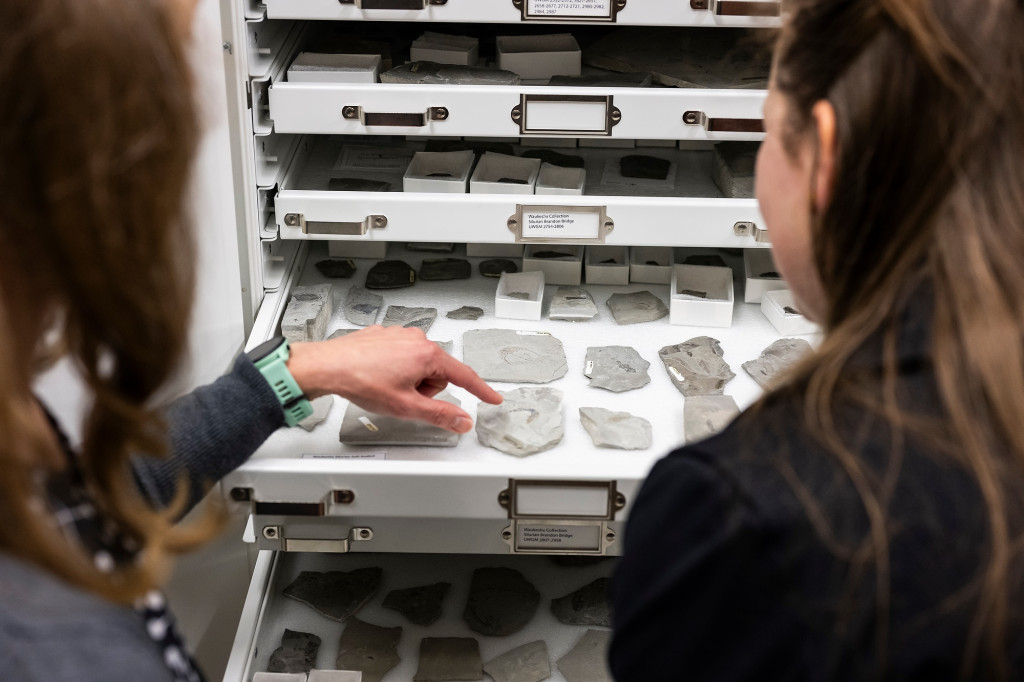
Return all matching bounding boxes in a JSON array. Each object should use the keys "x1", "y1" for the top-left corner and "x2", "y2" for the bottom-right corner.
[{"x1": 250, "y1": 337, "x2": 314, "y2": 427}]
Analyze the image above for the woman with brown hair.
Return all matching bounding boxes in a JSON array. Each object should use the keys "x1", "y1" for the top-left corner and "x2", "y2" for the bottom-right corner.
[
  {"x1": 0, "y1": 0, "x2": 499, "y2": 680},
  {"x1": 612, "y1": 0, "x2": 1024, "y2": 679}
]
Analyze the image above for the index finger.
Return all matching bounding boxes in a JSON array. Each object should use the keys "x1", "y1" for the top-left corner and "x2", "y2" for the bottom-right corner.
[{"x1": 435, "y1": 353, "x2": 503, "y2": 405}]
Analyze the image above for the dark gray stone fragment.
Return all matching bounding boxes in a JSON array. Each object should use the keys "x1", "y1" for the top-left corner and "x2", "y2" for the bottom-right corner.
[
  {"x1": 344, "y1": 287, "x2": 383, "y2": 326},
  {"x1": 335, "y1": 617, "x2": 401, "y2": 682},
  {"x1": 381, "y1": 305, "x2": 437, "y2": 332},
  {"x1": 620, "y1": 155, "x2": 671, "y2": 180},
  {"x1": 328, "y1": 177, "x2": 392, "y2": 192},
  {"x1": 684, "y1": 395, "x2": 740, "y2": 443},
  {"x1": 414, "y1": 637, "x2": 483, "y2": 681},
  {"x1": 583, "y1": 345, "x2": 650, "y2": 392},
  {"x1": 550, "y1": 578, "x2": 612, "y2": 627},
  {"x1": 407, "y1": 242, "x2": 455, "y2": 252},
  {"x1": 712, "y1": 142, "x2": 758, "y2": 198},
  {"x1": 556, "y1": 629, "x2": 613, "y2": 682},
  {"x1": 476, "y1": 387, "x2": 564, "y2": 457},
  {"x1": 282, "y1": 568, "x2": 382, "y2": 623},
  {"x1": 579, "y1": 407, "x2": 652, "y2": 450},
  {"x1": 339, "y1": 391, "x2": 462, "y2": 447},
  {"x1": 531, "y1": 249, "x2": 576, "y2": 259},
  {"x1": 550, "y1": 286, "x2": 598, "y2": 321},
  {"x1": 268, "y1": 629, "x2": 321, "y2": 674},
  {"x1": 425, "y1": 139, "x2": 516, "y2": 156},
  {"x1": 463, "y1": 567, "x2": 540, "y2": 636},
  {"x1": 742, "y1": 338, "x2": 813, "y2": 389},
  {"x1": 365, "y1": 260, "x2": 416, "y2": 289},
  {"x1": 505, "y1": 291, "x2": 531, "y2": 300},
  {"x1": 382, "y1": 582, "x2": 451, "y2": 626},
  {"x1": 419, "y1": 258, "x2": 471, "y2": 281},
  {"x1": 328, "y1": 328, "x2": 360, "y2": 340},
  {"x1": 447, "y1": 306, "x2": 484, "y2": 321},
  {"x1": 479, "y1": 259, "x2": 519, "y2": 277},
  {"x1": 315, "y1": 259, "x2": 357, "y2": 278},
  {"x1": 606, "y1": 291, "x2": 668, "y2": 325},
  {"x1": 659, "y1": 337, "x2": 735, "y2": 397},
  {"x1": 463, "y1": 329, "x2": 567, "y2": 383},
  {"x1": 520, "y1": 149, "x2": 586, "y2": 169},
  {"x1": 482, "y1": 641, "x2": 551, "y2": 682}
]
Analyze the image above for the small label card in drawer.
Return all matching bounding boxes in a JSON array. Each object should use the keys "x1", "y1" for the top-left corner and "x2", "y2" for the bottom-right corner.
[
  {"x1": 516, "y1": 521, "x2": 604, "y2": 552},
  {"x1": 521, "y1": 0, "x2": 620, "y2": 21},
  {"x1": 510, "y1": 205, "x2": 613, "y2": 244}
]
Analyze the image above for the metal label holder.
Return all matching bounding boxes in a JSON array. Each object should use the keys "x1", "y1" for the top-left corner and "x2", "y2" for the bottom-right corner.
[
  {"x1": 513, "y1": 0, "x2": 626, "y2": 22},
  {"x1": 507, "y1": 204, "x2": 614, "y2": 244},
  {"x1": 512, "y1": 94, "x2": 621, "y2": 136}
]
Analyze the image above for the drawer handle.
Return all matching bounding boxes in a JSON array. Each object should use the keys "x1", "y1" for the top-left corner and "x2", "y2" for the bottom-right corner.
[
  {"x1": 342, "y1": 105, "x2": 449, "y2": 127},
  {"x1": 690, "y1": 0, "x2": 779, "y2": 17},
  {"x1": 284, "y1": 213, "x2": 389, "y2": 236},
  {"x1": 338, "y1": 0, "x2": 447, "y2": 8},
  {"x1": 683, "y1": 110, "x2": 764, "y2": 134}
]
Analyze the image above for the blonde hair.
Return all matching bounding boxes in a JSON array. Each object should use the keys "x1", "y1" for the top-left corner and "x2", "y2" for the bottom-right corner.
[{"x1": 0, "y1": 0, "x2": 219, "y2": 603}]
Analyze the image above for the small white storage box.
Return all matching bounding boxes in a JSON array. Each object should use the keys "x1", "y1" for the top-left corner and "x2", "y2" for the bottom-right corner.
[
  {"x1": 744, "y1": 248, "x2": 788, "y2": 303},
  {"x1": 535, "y1": 163, "x2": 585, "y2": 196},
  {"x1": 585, "y1": 245, "x2": 630, "y2": 285},
  {"x1": 409, "y1": 32, "x2": 479, "y2": 66},
  {"x1": 465, "y1": 243, "x2": 525, "y2": 258},
  {"x1": 328, "y1": 241, "x2": 388, "y2": 259},
  {"x1": 286, "y1": 52, "x2": 381, "y2": 84},
  {"x1": 402, "y1": 150, "x2": 474, "y2": 193},
  {"x1": 669, "y1": 264, "x2": 735, "y2": 327},
  {"x1": 630, "y1": 246, "x2": 674, "y2": 284},
  {"x1": 495, "y1": 270, "x2": 545, "y2": 320},
  {"x1": 761, "y1": 289, "x2": 820, "y2": 335},
  {"x1": 470, "y1": 153, "x2": 540, "y2": 194},
  {"x1": 522, "y1": 244, "x2": 583, "y2": 286},
  {"x1": 496, "y1": 34, "x2": 581, "y2": 81}
]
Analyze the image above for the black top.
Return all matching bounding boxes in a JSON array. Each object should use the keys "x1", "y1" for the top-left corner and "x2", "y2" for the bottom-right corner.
[{"x1": 610, "y1": 308, "x2": 1024, "y2": 680}]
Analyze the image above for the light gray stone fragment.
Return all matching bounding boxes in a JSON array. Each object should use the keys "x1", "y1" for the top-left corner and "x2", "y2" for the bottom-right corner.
[
  {"x1": 298, "y1": 395, "x2": 334, "y2": 432},
  {"x1": 382, "y1": 582, "x2": 451, "y2": 626},
  {"x1": 282, "y1": 284, "x2": 333, "y2": 343},
  {"x1": 606, "y1": 291, "x2": 668, "y2": 325},
  {"x1": 483, "y1": 641, "x2": 551, "y2": 682},
  {"x1": 414, "y1": 637, "x2": 483, "y2": 681},
  {"x1": 659, "y1": 336, "x2": 735, "y2": 397},
  {"x1": 463, "y1": 329, "x2": 567, "y2": 384},
  {"x1": 557, "y1": 629, "x2": 613, "y2": 682},
  {"x1": 551, "y1": 578, "x2": 612, "y2": 627},
  {"x1": 268, "y1": 629, "x2": 321, "y2": 674},
  {"x1": 684, "y1": 395, "x2": 740, "y2": 443},
  {"x1": 584, "y1": 346, "x2": 650, "y2": 392},
  {"x1": 476, "y1": 387, "x2": 564, "y2": 457},
  {"x1": 282, "y1": 568, "x2": 382, "y2": 623},
  {"x1": 344, "y1": 287, "x2": 383, "y2": 326},
  {"x1": 339, "y1": 391, "x2": 462, "y2": 447},
  {"x1": 463, "y1": 567, "x2": 541, "y2": 637},
  {"x1": 579, "y1": 407, "x2": 651, "y2": 450},
  {"x1": 328, "y1": 328, "x2": 360, "y2": 340},
  {"x1": 712, "y1": 142, "x2": 758, "y2": 199},
  {"x1": 382, "y1": 61, "x2": 521, "y2": 86},
  {"x1": 381, "y1": 305, "x2": 437, "y2": 332},
  {"x1": 435, "y1": 340, "x2": 454, "y2": 354},
  {"x1": 447, "y1": 306, "x2": 484, "y2": 321},
  {"x1": 742, "y1": 338, "x2": 813, "y2": 389},
  {"x1": 549, "y1": 286, "x2": 598, "y2": 321},
  {"x1": 335, "y1": 617, "x2": 401, "y2": 682}
]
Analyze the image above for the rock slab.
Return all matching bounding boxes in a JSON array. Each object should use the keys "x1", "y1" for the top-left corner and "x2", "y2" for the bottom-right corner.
[
  {"x1": 381, "y1": 305, "x2": 437, "y2": 332},
  {"x1": 583, "y1": 346, "x2": 650, "y2": 392},
  {"x1": 463, "y1": 567, "x2": 541, "y2": 636},
  {"x1": 463, "y1": 329, "x2": 567, "y2": 384},
  {"x1": 447, "y1": 306, "x2": 484, "y2": 321},
  {"x1": 550, "y1": 578, "x2": 612, "y2": 627},
  {"x1": 742, "y1": 338, "x2": 813, "y2": 389},
  {"x1": 684, "y1": 395, "x2": 740, "y2": 443},
  {"x1": 365, "y1": 260, "x2": 416, "y2": 289},
  {"x1": 483, "y1": 641, "x2": 551, "y2": 682},
  {"x1": 282, "y1": 284, "x2": 333, "y2": 343},
  {"x1": 268, "y1": 629, "x2": 321, "y2": 674},
  {"x1": 335, "y1": 617, "x2": 401, "y2": 682},
  {"x1": 282, "y1": 568, "x2": 382, "y2": 623},
  {"x1": 476, "y1": 387, "x2": 564, "y2": 457},
  {"x1": 344, "y1": 287, "x2": 383, "y2": 326},
  {"x1": 579, "y1": 407, "x2": 652, "y2": 450},
  {"x1": 549, "y1": 286, "x2": 598, "y2": 321},
  {"x1": 557, "y1": 630, "x2": 613, "y2": 682},
  {"x1": 340, "y1": 391, "x2": 462, "y2": 447},
  {"x1": 659, "y1": 336, "x2": 735, "y2": 396},
  {"x1": 606, "y1": 291, "x2": 668, "y2": 325},
  {"x1": 382, "y1": 582, "x2": 451, "y2": 626},
  {"x1": 419, "y1": 258, "x2": 471, "y2": 280},
  {"x1": 414, "y1": 637, "x2": 483, "y2": 681},
  {"x1": 298, "y1": 395, "x2": 334, "y2": 432}
]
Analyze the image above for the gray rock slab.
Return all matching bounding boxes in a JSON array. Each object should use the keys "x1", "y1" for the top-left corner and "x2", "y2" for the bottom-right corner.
[
  {"x1": 579, "y1": 407, "x2": 652, "y2": 450},
  {"x1": 463, "y1": 567, "x2": 541, "y2": 637},
  {"x1": 712, "y1": 141, "x2": 758, "y2": 199},
  {"x1": 684, "y1": 395, "x2": 740, "y2": 443},
  {"x1": 742, "y1": 338, "x2": 813, "y2": 389},
  {"x1": 447, "y1": 306, "x2": 484, "y2": 321},
  {"x1": 382, "y1": 582, "x2": 451, "y2": 626},
  {"x1": 335, "y1": 617, "x2": 401, "y2": 682},
  {"x1": 365, "y1": 260, "x2": 416, "y2": 290},
  {"x1": 435, "y1": 340, "x2": 454, "y2": 354},
  {"x1": 381, "y1": 305, "x2": 437, "y2": 333},
  {"x1": 298, "y1": 395, "x2": 334, "y2": 432},
  {"x1": 483, "y1": 641, "x2": 551, "y2": 682},
  {"x1": 315, "y1": 258, "x2": 357, "y2": 279},
  {"x1": 282, "y1": 568, "x2": 382, "y2": 623},
  {"x1": 382, "y1": 61, "x2": 521, "y2": 86},
  {"x1": 268, "y1": 629, "x2": 322, "y2": 674},
  {"x1": 419, "y1": 258, "x2": 471, "y2": 280},
  {"x1": 584, "y1": 346, "x2": 650, "y2": 392},
  {"x1": 659, "y1": 336, "x2": 735, "y2": 397},
  {"x1": 550, "y1": 578, "x2": 612, "y2": 627},
  {"x1": 339, "y1": 392, "x2": 461, "y2": 447},
  {"x1": 557, "y1": 630, "x2": 613, "y2": 682},
  {"x1": 282, "y1": 284, "x2": 333, "y2": 343},
  {"x1": 606, "y1": 291, "x2": 668, "y2": 325},
  {"x1": 414, "y1": 637, "x2": 483, "y2": 681},
  {"x1": 476, "y1": 387, "x2": 564, "y2": 457},
  {"x1": 344, "y1": 287, "x2": 383, "y2": 326},
  {"x1": 462, "y1": 329, "x2": 567, "y2": 384},
  {"x1": 408, "y1": 242, "x2": 455, "y2": 253},
  {"x1": 328, "y1": 328, "x2": 360, "y2": 340},
  {"x1": 549, "y1": 286, "x2": 598, "y2": 321}
]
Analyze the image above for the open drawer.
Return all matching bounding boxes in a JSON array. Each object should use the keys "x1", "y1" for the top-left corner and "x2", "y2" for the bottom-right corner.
[{"x1": 223, "y1": 549, "x2": 617, "y2": 682}]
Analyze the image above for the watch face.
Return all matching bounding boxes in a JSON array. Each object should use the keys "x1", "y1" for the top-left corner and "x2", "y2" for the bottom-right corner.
[{"x1": 249, "y1": 336, "x2": 286, "y2": 361}]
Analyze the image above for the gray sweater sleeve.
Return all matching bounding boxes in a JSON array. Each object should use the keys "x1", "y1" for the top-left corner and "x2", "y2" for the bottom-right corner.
[{"x1": 133, "y1": 354, "x2": 285, "y2": 509}]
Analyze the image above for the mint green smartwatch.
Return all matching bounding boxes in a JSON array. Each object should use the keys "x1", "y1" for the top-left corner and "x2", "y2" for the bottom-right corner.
[{"x1": 248, "y1": 336, "x2": 314, "y2": 427}]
